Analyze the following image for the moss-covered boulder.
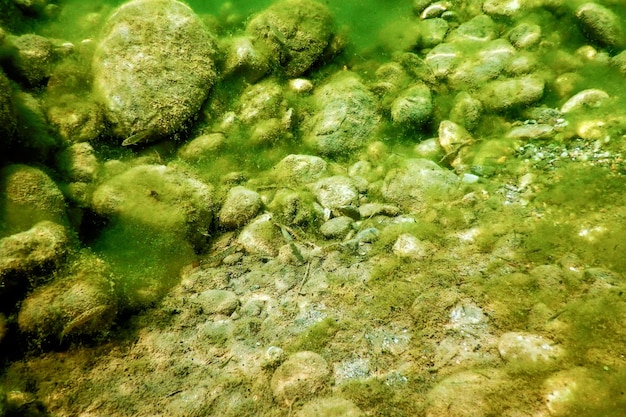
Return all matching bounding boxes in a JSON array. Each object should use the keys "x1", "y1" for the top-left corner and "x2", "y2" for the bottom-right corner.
[
  {"x1": 246, "y1": 0, "x2": 335, "y2": 77},
  {"x1": 92, "y1": 0, "x2": 218, "y2": 144}
]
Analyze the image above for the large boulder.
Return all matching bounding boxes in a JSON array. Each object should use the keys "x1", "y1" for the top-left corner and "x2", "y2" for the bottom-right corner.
[{"x1": 92, "y1": 0, "x2": 218, "y2": 145}]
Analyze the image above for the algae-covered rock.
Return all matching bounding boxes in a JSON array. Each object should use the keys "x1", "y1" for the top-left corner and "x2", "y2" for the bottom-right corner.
[
  {"x1": 218, "y1": 186, "x2": 262, "y2": 229},
  {"x1": 311, "y1": 175, "x2": 359, "y2": 212},
  {"x1": 91, "y1": 164, "x2": 214, "y2": 251},
  {"x1": 17, "y1": 252, "x2": 117, "y2": 342},
  {"x1": 220, "y1": 35, "x2": 271, "y2": 82},
  {"x1": 0, "y1": 164, "x2": 67, "y2": 236},
  {"x1": 0, "y1": 220, "x2": 70, "y2": 298},
  {"x1": 297, "y1": 397, "x2": 364, "y2": 417},
  {"x1": 0, "y1": 70, "x2": 16, "y2": 153},
  {"x1": 304, "y1": 72, "x2": 379, "y2": 156},
  {"x1": 271, "y1": 351, "x2": 331, "y2": 406},
  {"x1": 382, "y1": 158, "x2": 461, "y2": 213},
  {"x1": 575, "y1": 3, "x2": 625, "y2": 50},
  {"x1": 237, "y1": 212, "x2": 282, "y2": 257},
  {"x1": 92, "y1": 0, "x2": 218, "y2": 144},
  {"x1": 272, "y1": 154, "x2": 328, "y2": 186},
  {"x1": 246, "y1": 0, "x2": 335, "y2": 77},
  {"x1": 46, "y1": 96, "x2": 105, "y2": 144},
  {"x1": 55, "y1": 142, "x2": 99, "y2": 183},
  {"x1": 479, "y1": 75, "x2": 545, "y2": 112},
  {"x1": 4, "y1": 34, "x2": 57, "y2": 86},
  {"x1": 390, "y1": 83, "x2": 433, "y2": 127}
]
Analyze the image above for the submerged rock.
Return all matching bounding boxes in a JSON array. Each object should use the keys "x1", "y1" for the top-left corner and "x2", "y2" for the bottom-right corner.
[
  {"x1": 218, "y1": 186, "x2": 262, "y2": 229},
  {"x1": 0, "y1": 164, "x2": 67, "y2": 236},
  {"x1": 92, "y1": 0, "x2": 218, "y2": 144},
  {"x1": 91, "y1": 164, "x2": 214, "y2": 251},
  {"x1": 0, "y1": 70, "x2": 16, "y2": 153},
  {"x1": 271, "y1": 351, "x2": 331, "y2": 406},
  {"x1": 575, "y1": 3, "x2": 625, "y2": 49},
  {"x1": 303, "y1": 72, "x2": 379, "y2": 156},
  {"x1": 17, "y1": 252, "x2": 117, "y2": 342},
  {"x1": 382, "y1": 158, "x2": 462, "y2": 213},
  {"x1": 246, "y1": 0, "x2": 335, "y2": 77},
  {"x1": 0, "y1": 221, "x2": 70, "y2": 298}
]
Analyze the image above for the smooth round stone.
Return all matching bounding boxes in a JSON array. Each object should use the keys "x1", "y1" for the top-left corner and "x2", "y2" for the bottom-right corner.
[
  {"x1": 92, "y1": 0, "x2": 218, "y2": 143},
  {"x1": 392, "y1": 233, "x2": 433, "y2": 260},
  {"x1": 272, "y1": 154, "x2": 328, "y2": 185},
  {"x1": 560, "y1": 88, "x2": 609, "y2": 113}
]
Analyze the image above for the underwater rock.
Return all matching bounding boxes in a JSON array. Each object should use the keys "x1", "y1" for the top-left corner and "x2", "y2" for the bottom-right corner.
[
  {"x1": 560, "y1": 88, "x2": 609, "y2": 113},
  {"x1": 382, "y1": 158, "x2": 462, "y2": 213},
  {"x1": 0, "y1": 220, "x2": 70, "y2": 295},
  {"x1": 232, "y1": 78, "x2": 294, "y2": 146},
  {"x1": 575, "y1": 3, "x2": 625, "y2": 49},
  {"x1": 189, "y1": 289, "x2": 239, "y2": 316},
  {"x1": 267, "y1": 188, "x2": 316, "y2": 227},
  {"x1": 425, "y1": 370, "x2": 506, "y2": 417},
  {"x1": 542, "y1": 367, "x2": 611, "y2": 416},
  {"x1": 237, "y1": 212, "x2": 281, "y2": 257},
  {"x1": 237, "y1": 79, "x2": 286, "y2": 125},
  {"x1": 220, "y1": 35, "x2": 271, "y2": 82},
  {"x1": 311, "y1": 175, "x2": 359, "y2": 212},
  {"x1": 0, "y1": 70, "x2": 16, "y2": 153},
  {"x1": 177, "y1": 132, "x2": 225, "y2": 162},
  {"x1": 320, "y1": 216, "x2": 354, "y2": 239},
  {"x1": 390, "y1": 83, "x2": 433, "y2": 127},
  {"x1": 246, "y1": 0, "x2": 335, "y2": 77},
  {"x1": 91, "y1": 164, "x2": 214, "y2": 251},
  {"x1": 446, "y1": 14, "x2": 497, "y2": 43},
  {"x1": 0, "y1": 164, "x2": 67, "y2": 235},
  {"x1": 448, "y1": 39, "x2": 516, "y2": 90},
  {"x1": 497, "y1": 332, "x2": 563, "y2": 369},
  {"x1": 479, "y1": 75, "x2": 545, "y2": 111},
  {"x1": 5, "y1": 33, "x2": 58, "y2": 86},
  {"x1": 610, "y1": 50, "x2": 626, "y2": 77},
  {"x1": 17, "y1": 252, "x2": 117, "y2": 342},
  {"x1": 392, "y1": 233, "x2": 434, "y2": 260},
  {"x1": 46, "y1": 96, "x2": 105, "y2": 144},
  {"x1": 508, "y1": 21, "x2": 542, "y2": 50},
  {"x1": 303, "y1": 72, "x2": 379, "y2": 156},
  {"x1": 55, "y1": 142, "x2": 98, "y2": 183},
  {"x1": 218, "y1": 186, "x2": 262, "y2": 229},
  {"x1": 271, "y1": 351, "x2": 331, "y2": 406},
  {"x1": 297, "y1": 397, "x2": 364, "y2": 417},
  {"x1": 449, "y1": 92, "x2": 483, "y2": 132},
  {"x1": 92, "y1": 0, "x2": 218, "y2": 144},
  {"x1": 272, "y1": 154, "x2": 328, "y2": 186}
]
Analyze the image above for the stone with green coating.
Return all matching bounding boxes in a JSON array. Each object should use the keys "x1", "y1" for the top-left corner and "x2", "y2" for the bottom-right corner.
[{"x1": 92, "y1": 0, "x2": 218, "y2": 144}]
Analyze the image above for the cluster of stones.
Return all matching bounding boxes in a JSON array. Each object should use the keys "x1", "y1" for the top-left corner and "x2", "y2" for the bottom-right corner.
[{"x1": 0, "y1": 0, "x2": 625, "y2": 415}]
